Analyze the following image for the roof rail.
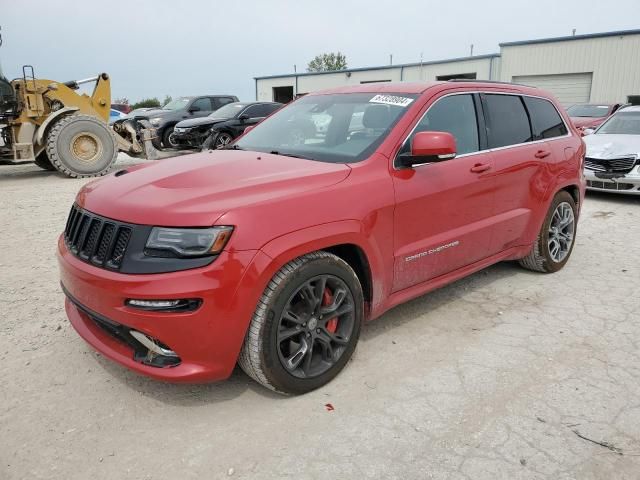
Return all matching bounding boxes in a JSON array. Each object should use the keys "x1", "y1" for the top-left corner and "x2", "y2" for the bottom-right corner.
[{"x1": 447, "y1": 78, "x2": 536, "y2": 88}]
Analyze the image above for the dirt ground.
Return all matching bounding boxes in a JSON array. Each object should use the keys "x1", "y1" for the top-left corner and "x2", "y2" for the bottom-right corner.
[{"x1": 1, "y1": 156, "x2": 639, "y2": 480}]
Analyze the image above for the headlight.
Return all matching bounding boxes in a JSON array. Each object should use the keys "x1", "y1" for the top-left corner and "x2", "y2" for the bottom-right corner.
[
  {"x1": 149, "y1": 117, "x2": 163, "y2": 126},
  {"x1": 145, "y1": 226, "x2": 233, "y2": 257}
]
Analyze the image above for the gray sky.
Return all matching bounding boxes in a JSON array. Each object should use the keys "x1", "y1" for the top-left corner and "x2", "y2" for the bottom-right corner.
[{"x1": 2, "y1": 0, "x2": 639, "y2": 103}]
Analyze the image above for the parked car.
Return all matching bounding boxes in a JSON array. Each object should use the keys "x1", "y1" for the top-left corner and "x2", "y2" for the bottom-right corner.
[
  {"x1": 58, "y1": 81, "x2": 585, "y2": 394},
  {"x1": 108, "y1": 108, "x2": 126, "y2": 124},
  {"x1": 567, "y1": 103, "x2": 622, "y2": 132},
  {"x1": 135, "y1": 95, "x2": 238, "y2": 149},
  {"x1": 172, "y1": 102, "x2": 282, "y2": 150},
  {"x1": 111, "y1": 103, "x2": 132, "y2": 115},
  {"x1": 583, "y1": 105, "x2": 640, "y2": 194}
]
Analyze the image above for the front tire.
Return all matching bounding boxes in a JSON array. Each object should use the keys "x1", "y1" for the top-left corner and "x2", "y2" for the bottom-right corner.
[
  {"x1": 45, "y1": 114, "x2": 117, "y2": 178},
  {"x1": 238, "y1": 251, "x2": 363, "y2": 395},
  {"x1": 162, "y1": 126, "x2": 179, "y2": 149},
  {"x1": 519, "y1": 191, "x2": 577, "y2": 273},
  {"x1": 211, "y1": 131, "x2": 234, "y2": 150}
]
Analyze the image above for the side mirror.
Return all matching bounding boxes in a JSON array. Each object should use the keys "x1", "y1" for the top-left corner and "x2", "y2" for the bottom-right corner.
[
  {"x1": 238, "y1": 114, "x2": 249, "y2": 122},
  {"x1": 582, "y1": 128, "x2": 595, "y2": 136},
  {"x1": 397, "y1": 131, "x2": 457, "y2": 168},
  {"x1": 189, "y1": 105, "x2": 201, "y2": 112}
]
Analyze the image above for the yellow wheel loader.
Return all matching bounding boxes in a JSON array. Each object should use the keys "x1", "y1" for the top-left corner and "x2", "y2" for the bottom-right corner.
[{"x1": 0, "y1": 62, "x2": 156, "y2": 178}]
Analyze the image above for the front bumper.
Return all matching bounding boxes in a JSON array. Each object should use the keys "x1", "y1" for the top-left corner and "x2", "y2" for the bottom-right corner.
[
  {"x1": 172, "y1": 128, "x2": 210, "y2": 148},
  {"x1": 584, "y1": 166, "x2": 640, "y2": 195},
  {"x1": 58, "y1": 236, "x2": 267, "y2": 382}
]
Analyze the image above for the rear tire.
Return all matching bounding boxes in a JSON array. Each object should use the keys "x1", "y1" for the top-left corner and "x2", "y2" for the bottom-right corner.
[
  {"x1": 45, "y1": 114, "x2": 117, "y2": 178},
  {"x1": 34, "y1": 151, "x2": 55, "y2": 171},
  {"x1": 519, "y1": 191, "x2": 577, "y2": 273},
  {"x1": 238, "y1": 251, "x2": 363, "y2": 395}
]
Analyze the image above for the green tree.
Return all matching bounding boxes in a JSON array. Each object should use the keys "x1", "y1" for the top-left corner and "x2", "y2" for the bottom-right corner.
[
  {"x1": 113, "y1": 97, "x2": 129, "y2": 105},
  {"x1": 307, "y1": 52, "x2": 347, "y2": 72},
  {"x1": 130, "y1": 97, "x2": 161, "y2": 109},
  {"x1": 162, "y1": 95, "x2": 173, "y2": 106}
]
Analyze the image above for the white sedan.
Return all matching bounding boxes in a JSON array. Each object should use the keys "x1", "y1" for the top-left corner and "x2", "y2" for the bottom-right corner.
[{"x1": 583, "y1": 106, "x2": 640, "y2": 195}]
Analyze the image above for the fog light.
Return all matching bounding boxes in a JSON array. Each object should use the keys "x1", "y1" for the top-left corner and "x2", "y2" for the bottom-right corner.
[
  {"x1": 130, "y1": 330, "x2": 179, "y2": 358},
  {"x1": 125, "y1": 298, "x2": 202, "y2": 312}
]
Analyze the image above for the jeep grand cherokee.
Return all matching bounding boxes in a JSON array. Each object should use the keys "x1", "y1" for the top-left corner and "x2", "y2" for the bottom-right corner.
[{"x1": 58, "y1": 81, "x2": 585, "y2": 394}]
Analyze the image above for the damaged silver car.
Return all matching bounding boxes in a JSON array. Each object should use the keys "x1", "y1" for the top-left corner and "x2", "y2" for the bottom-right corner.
[{"x1": 583, "y1": 106, "x2": 640, "y2": 195}]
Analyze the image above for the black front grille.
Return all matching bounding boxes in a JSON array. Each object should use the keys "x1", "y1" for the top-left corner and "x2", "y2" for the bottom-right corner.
[
  {"x1": 64, "y1": 205, "x2": 133, "y2": 271},
  {"x1": 584, "y1": 156, "x2": 637, "y2": 173},
  {"x1": 587, "y1": 180, "x2": 635, "y2": 191}
]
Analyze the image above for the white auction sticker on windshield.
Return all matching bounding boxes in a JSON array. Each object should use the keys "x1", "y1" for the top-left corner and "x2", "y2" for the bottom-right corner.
[{"x1": 369, "y1": 94, "x2": 414, "y2": 107}]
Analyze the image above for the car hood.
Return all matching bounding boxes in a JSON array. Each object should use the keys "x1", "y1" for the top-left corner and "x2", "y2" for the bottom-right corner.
[
  {"x1": 132, "y1": 108, "x2": 175, "y2": 119},
  {"x1": 76, "y1": 151, "x2": 351, "y2": 226},
  {"x1": 584, "y1": 134, "x2": 640, "y2": 159},
  {"x1": 570, "y1": 116, "x2": 606, "y2": 128},
  {"x1": 176, "y1": 117, "x2": 229, "y2": 128}
]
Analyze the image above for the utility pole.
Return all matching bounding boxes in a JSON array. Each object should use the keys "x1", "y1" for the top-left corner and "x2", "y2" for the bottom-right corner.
[
  {"x1": 572, "y1": 29, "x2": 576, "y2": 36},
  {"x1": 390, "y1": 54, "x2": 393, "y2": 65},
  {"x1": 293, "y1": 64, "x2": 297, "y2": 73},
  {"x1": 470, "y1": 44, "x2": 474, "y2": 56}
]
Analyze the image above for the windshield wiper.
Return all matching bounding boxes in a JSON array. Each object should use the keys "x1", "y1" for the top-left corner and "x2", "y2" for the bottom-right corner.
[
  {"x1": 269, "y1": 150, "x2": 312, "y2": 160},
  {"x1": 223, "y1": 144, "x2": 245, "y2": 151}
]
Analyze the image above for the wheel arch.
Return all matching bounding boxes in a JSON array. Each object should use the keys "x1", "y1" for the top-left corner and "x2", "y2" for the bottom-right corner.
[
  {"x1": 35, "y1": 107, "x2": 79, "y2": 145},
  {"x1": 258, "y1": 220, "x2": 383, "y2": 319}
]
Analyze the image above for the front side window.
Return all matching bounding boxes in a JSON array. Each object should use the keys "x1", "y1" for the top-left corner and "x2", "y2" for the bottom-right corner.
[
  {"x1": 484, "y1": 94, "x2": 532, "y2": 148},
  {"x1": 242, "y1": 105, "x2": 266, "y2": 118},
  {"x1": 163, "y1": 97, "x2": 190, "y2": 110},
  {"x1": 191, "y1": 97, "x2": 212, "y2": 111},
  {"x1": 523, "y1": 97, "x2": 568, "y2": 140},
  {"x1": 403, "y1": 94, "x2": 479, "y2": 155},
  {"x1": 596, "y1": 111, "x2": 640, "y2": 135},
  {"x1": 235, "y1": 92, "x2": 417, "y2": 163}
]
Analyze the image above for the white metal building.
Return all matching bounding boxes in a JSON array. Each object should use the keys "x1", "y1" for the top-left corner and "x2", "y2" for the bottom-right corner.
[{"x1": 255, "y1": 29, "x2": 640, "y2": 107}]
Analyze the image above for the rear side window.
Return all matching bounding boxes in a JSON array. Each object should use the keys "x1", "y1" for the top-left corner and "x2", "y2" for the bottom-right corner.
[
  {"x1": 407, "y1": 94, "x2": 479, "y2": 155},
  {"x1": 523, "y1": 97, "x2": 568, "y2": 139},
  {"x1": 484, "y1": 94, "x2": 532, "y2": 148}
]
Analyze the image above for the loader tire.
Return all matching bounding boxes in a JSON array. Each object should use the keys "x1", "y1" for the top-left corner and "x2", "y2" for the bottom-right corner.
[
  {"x1": 34, "y1": 151, "x2": 55, "y2": 171},
  {"x1": 46, "y1": 114, "x2": 117, "y2": 178}
]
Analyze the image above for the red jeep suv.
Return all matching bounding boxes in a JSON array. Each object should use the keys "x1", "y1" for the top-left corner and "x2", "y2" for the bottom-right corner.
[{"x1": 58, "y1": 81, "x2": 585, "y2": 394}]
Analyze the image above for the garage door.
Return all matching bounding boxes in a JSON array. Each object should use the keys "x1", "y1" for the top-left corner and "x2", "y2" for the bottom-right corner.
[{"x1": 512, "y1": 73, "x2": 592, "y2": 107}]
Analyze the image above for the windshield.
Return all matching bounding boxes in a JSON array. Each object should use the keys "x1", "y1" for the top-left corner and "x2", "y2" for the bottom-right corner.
[
  {"x1": 163, "y1": 98, "x2": 190, "y2": 110},
  {"x1": 567, "y1": 104, "x2": 610, "y2": 118},
  {"x1": 234, "y1": 93, "x2": 417, "y2": 163},
  {"x1": 209, "y1": 103, "x2": 245, "y2": 118},
  {"x1": 596, "y1": 111, "x2": 640, "y2": 135}
]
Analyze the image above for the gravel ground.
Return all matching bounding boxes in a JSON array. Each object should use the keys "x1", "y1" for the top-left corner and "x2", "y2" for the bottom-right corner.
[{"x1": 1, "y1": 156, "x2": 639, "y2": 480}]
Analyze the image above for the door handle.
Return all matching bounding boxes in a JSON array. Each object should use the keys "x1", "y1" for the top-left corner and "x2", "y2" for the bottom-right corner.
[
  {"x1": 470, "y1": 163, "x2": 491, "y2": 173},
  {"x1": 534, "y1": 150, "x2": 551, "y2": 159}
]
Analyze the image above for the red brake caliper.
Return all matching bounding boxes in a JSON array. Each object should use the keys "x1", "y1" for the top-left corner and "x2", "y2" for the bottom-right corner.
[{"x1": 322, "y1": 288, "x2": 339, "y2": 334}]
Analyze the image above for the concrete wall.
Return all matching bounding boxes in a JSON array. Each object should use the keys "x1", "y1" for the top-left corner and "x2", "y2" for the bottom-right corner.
[
  {"x1": 499, "y1": 33, "x2": 640, "y2": 103},
  {"x1": 256, "y1": 76, "x2": 296, "y2": 102}
]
